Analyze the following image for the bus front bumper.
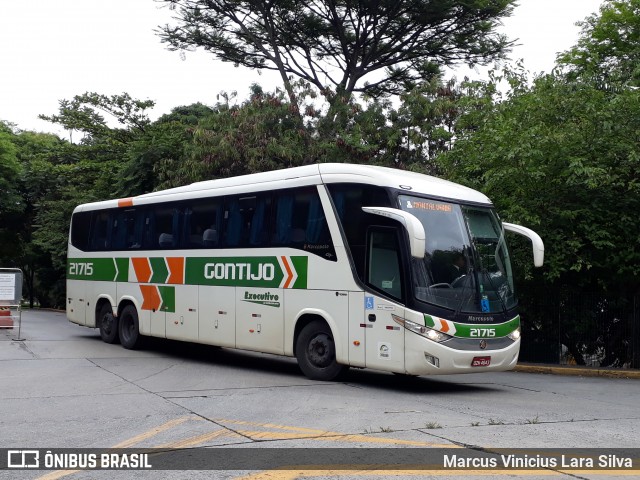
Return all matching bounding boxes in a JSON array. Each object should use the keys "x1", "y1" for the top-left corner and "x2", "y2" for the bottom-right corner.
[{"x1": 404, "y1": 333, "x2": 520, "y2": 376}]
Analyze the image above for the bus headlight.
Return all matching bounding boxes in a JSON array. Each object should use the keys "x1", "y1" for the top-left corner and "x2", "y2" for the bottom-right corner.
[
  {"x1": 508, "y1": 327, "x2": 521, "y2": 341},
  {"x1": 392, "y1": 315, "x2": 452, "y2": 343}
]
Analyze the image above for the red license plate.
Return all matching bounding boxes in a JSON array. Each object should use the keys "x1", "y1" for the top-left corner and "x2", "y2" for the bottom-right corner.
[{"x1": 471, "y1": 356, "x2": 491, "y2": 367}]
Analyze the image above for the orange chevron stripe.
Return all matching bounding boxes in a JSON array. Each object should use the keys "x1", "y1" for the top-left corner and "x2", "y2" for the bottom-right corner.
[
  {"x1": 440, "y1": 320, "x2": 450, "y2": 334},
  {"x1": 166, "y1": 257, "x2": 185, "y2": 284},
  {"x1": 139, "y1": 285, "x2": 161, "y2": 311},
  {"x1": 132, "y1": 257, "x2": 152, "y2": 283},
  {"x1": 281, "y1": 256, "x2": 293, "y2": 289}
]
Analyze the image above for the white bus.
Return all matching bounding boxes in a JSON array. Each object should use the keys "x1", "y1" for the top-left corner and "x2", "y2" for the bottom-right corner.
[{"x1": 67, "y1": 163, "x2": 543, "y2": 380}]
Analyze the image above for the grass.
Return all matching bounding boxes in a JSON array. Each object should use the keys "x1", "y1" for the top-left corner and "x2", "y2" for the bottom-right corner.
[{"x1": 424, "y1": 421, "x2": 443, "y2": 429}]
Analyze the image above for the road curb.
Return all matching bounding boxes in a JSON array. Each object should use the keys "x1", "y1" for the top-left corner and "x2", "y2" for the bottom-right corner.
[{"x1": 514, "y1": 363, "x2": 640, "y2": 379}]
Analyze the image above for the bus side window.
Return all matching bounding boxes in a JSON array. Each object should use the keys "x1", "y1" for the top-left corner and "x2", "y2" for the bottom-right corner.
[
  {"x1": 274, "y1": 194, "x2": 294, "y2": 245},
  {"x1": 273, "y1": 187, "x2": 335, "y2": 259},
  {"x1": 367, "y1": 228, "x2": 403, "y2": 301},
  {"x1": 112, "y1": 209, "x2": 142, "y2": 250},
  {"x1": 327, "y1": 184, "x2": 392, "y2": 277},
  {"x1": 89, "y1": 210, "x2": 112, "y2": 251},
  {"x1": 142, "y1": 211, "x2": 155, "y2": 250},
  {"x1": 306, "y1": 192, "x2": 329, "y2": 244},
  {"x1": 70, "y1": 212, "x2": 91, "y2": 251},
  {"x1": 223, "y1": 195, "x2": 271, "y2": 248},
  {"x1": 274, "y1": 189, "x2": 313, "y2": 245},
  {"x1": 224, "y1": 198, "x2": 242, "y2": 247},
  {"x1": 143, "y1": 205, "x2": 178, "y2": 250},
  {"x1": 184, "y1": 199, "x2": 222, "y2": 249}
]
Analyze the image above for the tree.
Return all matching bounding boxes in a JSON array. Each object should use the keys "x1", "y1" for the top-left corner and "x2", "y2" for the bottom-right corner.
[
  {"x1": 39, "y1": 92, "x2": 155, "y2": 144},
  {"x1": 558, "y1": 0, "x2": 640, "y2": 88},
  {"x1": 0, "y1": 123, "x2": 23, "y2": 269},
  {"x1": 158, "y1": 0, "x2": 515, "y2": 112},
  {"x1": 438, "y1": 69, "x2": 640, "y2": 365},
  {"x1": 10, "y1": 130, "x2": 67, "y2": 306},
  {"x1": 123, "y1": 103, "x2": 215, "y2": 195},
  {"x1": 442, "y1": 71, "x2": 640, "y2": 287},
  {"x1": 156, "y1": 85, "x2": 310, "y2": 187},
  {"x1": 27, "y1": 93, "x2": 158, "y2": 306},
  {"x1": 0, "y1": 124, "x2": 21, "y2": 218}
]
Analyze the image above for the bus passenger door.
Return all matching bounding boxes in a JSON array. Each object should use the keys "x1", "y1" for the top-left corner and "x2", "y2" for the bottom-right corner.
[
  {"x1": 364, "y1": 295, "x2": 405, "y2": 372},
  {"x1": 199, "y1": 286, "x2": 235, "y2": 347},
  {"x1": 236, "y1": 287, "x2": 284, "y2": 355},
  {"x1": 364, "y1": 228, "x2": 406, "y2": 373}
]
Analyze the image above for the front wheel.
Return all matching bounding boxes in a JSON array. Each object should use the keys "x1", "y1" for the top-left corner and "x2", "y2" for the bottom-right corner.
[
  {"x1": 118, "y1": 305, "x2": 142, "y2": 350},
  {"x1": 295, "y1": 320, "x2": 347, "y2": 381},
  {"x1": 98, "y1": 303, "x2": 119, "y2": 344}
]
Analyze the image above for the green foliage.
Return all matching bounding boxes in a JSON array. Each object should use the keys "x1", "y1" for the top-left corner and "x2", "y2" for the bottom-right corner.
[
  {"x1": 0, "y1": 125, "x2": 22, "y2": 218},
  {"x1": 558, "y1": 0, "x2": 640, "y2": 88},
  {"x1": 13, "y1": 130, "x2": 115, "y2": 307},
  {"x1": 39, "y1": 92, "x2": 154, "y2": 143},
  {"x1": 156, "y1": 87, "x2": 309, "y2": 187},
  {"x1": 440, "y1": 73, "x2": 640, "y2": 292},
  {"x1": 0, "y1": 124, "x2": 24, "y2": 269},
  {"x1": 152, "y1": 77, "x2": 473, "y2": 185}
]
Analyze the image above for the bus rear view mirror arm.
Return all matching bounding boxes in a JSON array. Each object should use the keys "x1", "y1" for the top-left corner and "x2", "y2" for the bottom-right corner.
[
  {"x1": 362, "y1": 207, "x2": 426, "y2": 259},
  {"x1": 503, "y1": 222, "x2": 545, "y2": 267}
]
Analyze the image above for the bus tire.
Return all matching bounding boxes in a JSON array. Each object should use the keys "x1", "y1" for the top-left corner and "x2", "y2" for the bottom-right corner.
[
  {"x1": 119, "y1": 305, "x2": 141, "y2": 350},
  {"x1": 295, "y1": 320, "x2": 347, "y2": 381},
  {"x1": 98, "y1": 303, "x2": 119, "y2": 344}
]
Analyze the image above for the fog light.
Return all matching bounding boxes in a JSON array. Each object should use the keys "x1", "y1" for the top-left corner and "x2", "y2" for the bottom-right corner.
[
  {"x1": 508, "y1": 327, "x2": 521, "y2": 341},
  {"x1": 425, "y1": 354, "x2": 440, "y2": 368}
]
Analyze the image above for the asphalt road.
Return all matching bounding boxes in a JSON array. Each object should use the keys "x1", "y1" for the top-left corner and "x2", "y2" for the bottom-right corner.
[{"x1": 1, "y1": 309, "x2": 639, "y2": 480}]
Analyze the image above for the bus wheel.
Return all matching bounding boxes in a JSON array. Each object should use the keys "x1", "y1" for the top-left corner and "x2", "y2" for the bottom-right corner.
[
  {"x1": 119, "y1": 305, "x2": 141, "y2": 350},
  {"x1": 98, "y1": 303, "x2": 119, "y2": 344},
  {"x1": 296, "y1": 320, "x2": 347, "y2": 381}
]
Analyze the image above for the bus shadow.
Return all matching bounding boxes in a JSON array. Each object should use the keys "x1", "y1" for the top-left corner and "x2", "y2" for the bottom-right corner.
[
  {"x1": 341, "y1": 369, "x2": 497, "y2": 394},
  {"x1": 138, "y1": 337, "x2": 494, "y2": 394},
  {"x1": 85, "y1": 334, "x2": 496, "y2": 394},
  {"x1": 143, "y1": 337, "x2": 304, "y2": 377}
]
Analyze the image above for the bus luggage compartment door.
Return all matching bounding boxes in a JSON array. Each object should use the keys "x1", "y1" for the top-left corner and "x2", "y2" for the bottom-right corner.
[
  {"x1": 236, "y1": 287, "x2": 284, "y2": 355},
  {"x1": 199, "y1": 285, "x2": 235, "y2": 348}
]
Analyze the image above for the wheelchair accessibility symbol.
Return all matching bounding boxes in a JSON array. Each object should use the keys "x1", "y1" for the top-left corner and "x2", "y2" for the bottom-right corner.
[{"x1": 365, "y1": 297, "x2": 374, "y2": 310}]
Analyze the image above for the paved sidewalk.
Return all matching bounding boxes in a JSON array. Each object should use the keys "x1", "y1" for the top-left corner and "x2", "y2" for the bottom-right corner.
[{"x1": 515, "y1": 362, "x2": 640, "y2": 379}]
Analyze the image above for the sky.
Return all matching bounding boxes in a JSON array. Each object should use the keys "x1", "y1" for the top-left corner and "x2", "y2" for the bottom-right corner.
[{"x1": 1, "y1": 0, "x2": 605, "y2": 136}]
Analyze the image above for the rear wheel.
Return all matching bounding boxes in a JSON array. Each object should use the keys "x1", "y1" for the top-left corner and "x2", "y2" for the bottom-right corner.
[
  {"x1": 98, "y1": 303, "x2": 118, "y2": 344},
  {"x1": 119, "y1": 305, "x2": 142, "y2": 350},
  {"x1": 295, "y1": 320, "x2": 347, "y2": 381}
]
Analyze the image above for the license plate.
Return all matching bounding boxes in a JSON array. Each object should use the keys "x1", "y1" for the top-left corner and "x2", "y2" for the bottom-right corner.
[{"x1": 472, "y1": 356, "x2": 491, "y2": 367}]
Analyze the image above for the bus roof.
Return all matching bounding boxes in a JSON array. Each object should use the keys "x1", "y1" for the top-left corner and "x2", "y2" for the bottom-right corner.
[{"x1": 75, "y1": 163, "x2": 491, "y2": 212}]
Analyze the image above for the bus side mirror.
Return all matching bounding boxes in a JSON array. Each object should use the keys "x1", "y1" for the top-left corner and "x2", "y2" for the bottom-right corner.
[
  {"x1": 503, "y1": 222, "x2": 545, "y2": 267},
  {"x1": 362, "y1": 207, "x2": 425, "y2": 259}
]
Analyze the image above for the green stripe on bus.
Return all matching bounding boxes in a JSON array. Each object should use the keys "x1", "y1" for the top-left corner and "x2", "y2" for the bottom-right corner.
[
  {"x1": 67, "y1": 258, "x2": 117, "y2": 281},
  {"x1": 150, "y1": 257, "x2": 168, "y2": 284},
  {"x1": 69, "y1": 255, "x2": 309, "y2": 289},
  {"x1": 114, "y1": 258, "x2": 129, "y2": 282},
  {"x1": 185, "y1": 257, "x2": 283, "y2": 287},
  {"x1": 158, "y1": 286, "x2": 176, "y2": 313},
  {"x1": 290, "y1": 256, "x2": 308, "y2": 289},
  {"x1": 424, "y1": 314, "x2": 520, "y2": 338}
]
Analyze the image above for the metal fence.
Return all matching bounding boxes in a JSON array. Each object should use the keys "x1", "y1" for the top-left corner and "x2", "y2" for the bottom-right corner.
[{"x1": 518, "y1": 287, "x2": 640, "y2": 369}]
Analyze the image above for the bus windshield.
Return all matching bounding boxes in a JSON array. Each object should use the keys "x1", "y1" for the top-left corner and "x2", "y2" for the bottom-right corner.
[{"x1": 399, "y1": 195, "x2": 516, "y2": 315}]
